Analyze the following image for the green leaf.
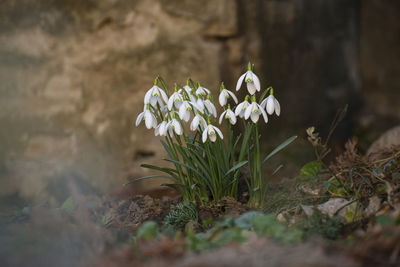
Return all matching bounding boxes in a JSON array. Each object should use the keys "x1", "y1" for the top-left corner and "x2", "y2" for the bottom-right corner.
[
  {"x1": 123, "y1": 175, "x2": 176, "y2": 186},
  {"x1": 272, "y1": 164, "x2": 284, "y2": 176},
  {"x1": 141, "y1": 163, "x2": 178, "y2": 175},
  {"x1": 262, "y1": 136, "x2": 297, "y2": 164},
  {"x1": 300, "y1": 161, "x2": 323, "y2": 179},
  {"x1": 224, "y1": 161, "x2": 248, "y2": 177}
]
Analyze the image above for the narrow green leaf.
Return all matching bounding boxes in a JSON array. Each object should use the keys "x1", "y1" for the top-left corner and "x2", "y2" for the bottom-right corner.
[
  {"x1": 272, "y1": 164, "x2": 284, "y2": 176},
  {"x1": 225, "y1": 161, "x2": 248, "y2": 177},
  {"x1": 262, "y1": 135, "x2": 297, "y2": 164},
  {"x1": 123, "y1": 175, "x2": 175, "y2": 186}
]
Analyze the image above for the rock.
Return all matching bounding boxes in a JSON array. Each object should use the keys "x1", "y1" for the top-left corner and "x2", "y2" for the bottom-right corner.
[{"x1": 367, "y1": 125, "x2": 400, "y2": 155}]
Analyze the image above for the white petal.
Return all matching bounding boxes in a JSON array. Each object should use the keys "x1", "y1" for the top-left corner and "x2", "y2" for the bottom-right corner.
[
  {"x1": 260, "y1": 108, "x2": 268, "y2": 123},
  {"x1": 230, "y1": 116, "x2": 237, "y2": 125},
  {"x1": 199, "y1": 117, "x2": 207, "y2": 129},
  {"x1": 202, "y1": 128, "x2": 208, "y2": 143},
  {"x1": 167, "y1": 96, "x2": 174, "y2": 110},
  {"x1": 190, "y1": 116, "x2": 199, "y2": 131},
  {"x1": 227, "y1": 90, "x2": 238, "y2": 104},
  {"x1": 159, "y1": 122, "x2": 166, "y2": 135},
  {"x1": 144, "y1": 111, "x2": 153, "y2": 129},
  {"x1": 144, "y1": 90, "x2": 152, "y2": 104},
  {"x1": 159, "y1": 88, "x2": 169, "y2": 103},
  {"x1": 213, "y1": 126, "x2": 224, "y2": 139},
  {"x1": 235, "y1": 102, "x2": 244, "y2": 116},
  {"x1": 135, "y1": 112, "x2": 144, "y2": 126},
  {"x1": 274, "y1": 98, "x2": 281, "y2": 116},
  {"x1": 266, "y1": 95, "x2": 275, "y2": 115},
  {"x1": 250, "y1": 112, "x2": 260, "y2": 123},
  {"x1": 244, "y1": 103, "x2": 254, "y2": 119},
  {"x1": 219, "y1": 110, "x2": 227, "y2": 124},
  {"x1": 155, "y1": 125, "x2": 160, "y2": 136},
  {"x1": 246, "y1": 82, "x2": 257, "y2": 95},
  {"x1": 183, "y1": 110, "x2": 190, "y2": 122},
  {"x1": 196, "y1": 99, "x2": 205, "y2": 113},
  {"x1": 219, "y1": 91, "x2": 226, "y2": 106},
  {"x1": 178, "y1": 104, "x2": 187, "y2": 120},
  {"x1": 252, "y1": 72, "x2": 261, "y2": 91},
  {"x1": 209, "y1": 133, "x2": 216, "y2": 142},
  {"x1": 173, "y1": 120, "x2": 183, "y2": 135},
  {"x1": 236, "y1": 73, "x2": 246, "y2": 91},
  {"x1": 227, "y1": 110, "x2": 237, "y2": 125},
  {"x1": 260, "y1": 98, "x2": 267, "y2": 109},
  {"x1": 150, "y1": 97, "x2": 158, "y2": 107}
]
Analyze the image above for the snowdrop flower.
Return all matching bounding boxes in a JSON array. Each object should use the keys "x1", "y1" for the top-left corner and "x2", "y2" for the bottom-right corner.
[
  {"x1": 202, "y1": 124, "x2": 223, "y2": 143},
  {"x1": 195, "y1": 83, "x2": 210, "y2": 97},
  {"x1": 178, "y1": 101, "x2": 193, "y2": 122},
  {"x1": 136, "y1": 105, "x2": 157, "y2": 129},
  {"x1": 236, "y1": 63, "x2": 261, "y2": 95},
  {"x1": 166, "y1": 118, "x2": 183, "y2": 136},
  {"x1": 218, "y1": 83, "x2": 238, "y2": 107},
  {"x1": 167, "y1": 88, "x2": 183, "y2": 110},
  {"x1": 190, "y1": 112, "x2": 207, "y2": 131},
  {"x1": 261, "y1": 92, "x2": 280, "y2": 116},
  {"x1": 195, "y1": 98, "x2": 205, "y2": 114},
  {"x1": 144, "y1": 80, "x2": 169, "y2": 107},
  {"x1": 204, "y1": 97, "x2": 217, "y2": 118},
  {"x1": 244, "y1": 99, "x2": 268, "y2": 123},
  {"x1": 155, "y1": 120, "x2": 168, "y2": 136},
  {"x1": 219, "y1": 105, "x2": 237, "y2": 125},
  {"x1": 235, "y1": 96, "x2": 250, "y2": 118}
]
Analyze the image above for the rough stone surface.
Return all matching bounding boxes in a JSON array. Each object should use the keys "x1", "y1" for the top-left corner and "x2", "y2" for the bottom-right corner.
[{"x1": 367, "y1": 126, "x2": 400, "y2": 156}]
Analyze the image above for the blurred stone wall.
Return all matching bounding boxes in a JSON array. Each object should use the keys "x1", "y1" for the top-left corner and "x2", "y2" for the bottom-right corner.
[{"x1": 0, "y1": 0, "x2": 398, "y2": 203}]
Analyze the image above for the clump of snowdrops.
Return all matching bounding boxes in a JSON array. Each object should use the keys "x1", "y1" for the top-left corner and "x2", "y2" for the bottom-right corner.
[{"x1": 134, "y1": 63, "x2": 296, "y2": 207}]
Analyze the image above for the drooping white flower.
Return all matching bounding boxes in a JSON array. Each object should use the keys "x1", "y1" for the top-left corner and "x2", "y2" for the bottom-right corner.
[
  {"x1": 167, "y1": 90, "x2": 183, "y2": 110},
  {"x1": 234, "y1": 97, "x2": 250, "y2": 118},
  {"x1": 236, "y1": 63, "x2": 261, "y2": 95},
  {"x1": 204, "y1": 99, "x2": 217, "y2": 118},
  {"x1": 195, "y1": 98, "x2": 205, "y2": 114},
  {"x1": 219, "y1": 88, "x2": 238, "y2": 107},
  {"x1": 195, "y1": 84, "x2": 210, "y2": 97},
  {"x1": 183, "y1": 85, "x2": 193, "y2": 96},
  {"x1": 155, "y1": 120, "x2": 168, "y2": 136},
  {"x1": 136, "y1": 105, "x2": 157, "y2": 129},
  {"x1": 178, "y1": 101, "x2": 193, "y2": 122},
  {"x1": 190, "y1": 113, "x2": 207, "y2": 131},
  {"x1": 261, "y1": 94, "x2": 280, "y2": 116},
  {"x1": 219, "y1": 107, "x2": 237, "y2": 125},
  {"x1": 244, "y1": 101, "x2": 268, "y2": 123},
  {"x1": 165, "y1": 118, "x2": 183, "y2": 136},
  {"x1": 144, "y1": 85, "x2": 169, "y2": 107},
  {"x1": 202, "y1": 124, "x2": 223, "y2": 143}
]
